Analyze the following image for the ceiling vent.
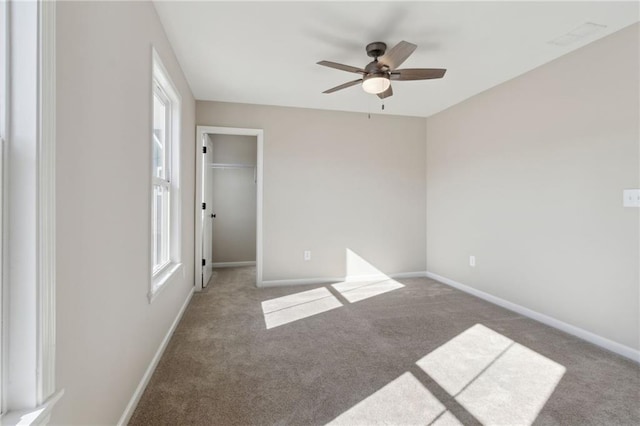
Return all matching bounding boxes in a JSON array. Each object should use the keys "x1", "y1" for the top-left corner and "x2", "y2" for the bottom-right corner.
[{"x1": 548, "y1": 22, "x2": 607, "y2": 46}]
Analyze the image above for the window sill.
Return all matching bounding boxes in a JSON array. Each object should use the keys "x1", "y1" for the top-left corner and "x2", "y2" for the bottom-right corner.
[
  {"x1": 1, "y1": 389, "x2": 64, "y2": 426},
  {"x1": 149, "y1": 262, "x2": 182, "y2": 303}
]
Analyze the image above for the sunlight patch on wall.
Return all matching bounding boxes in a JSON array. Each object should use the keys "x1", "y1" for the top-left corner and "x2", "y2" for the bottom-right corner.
[
  {"x1": 261, "y1": 287, "x2": 342, "y2": 329},
  {"x1": 345, "y1": 248, "x2": 388, "y2": 281},
  {"x1": 327, "y1": 372, "x2": 446, "y2": 426},
  {"x1": 332, "y1": 249, "x2": 404, "y2": 303}
]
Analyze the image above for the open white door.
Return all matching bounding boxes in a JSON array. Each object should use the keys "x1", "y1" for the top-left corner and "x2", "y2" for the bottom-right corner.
[{"x1": 201, "y1": 136, "x2": 214, "y2": 287}]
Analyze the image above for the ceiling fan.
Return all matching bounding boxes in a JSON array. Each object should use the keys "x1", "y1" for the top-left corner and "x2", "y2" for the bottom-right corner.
[{"x1": 317, "y1": 41, "x2": 446, "y2": 99}]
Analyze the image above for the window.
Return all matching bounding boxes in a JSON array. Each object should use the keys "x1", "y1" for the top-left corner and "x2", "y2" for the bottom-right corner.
[
  {"x1": 152, "y1": 83, "x2": 171, "y2": 271},
  {"x1": 150, "y1": 48, "x2": 181, "y2": 301}
]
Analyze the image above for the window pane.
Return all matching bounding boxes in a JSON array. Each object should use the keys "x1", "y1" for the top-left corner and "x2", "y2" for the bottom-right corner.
[
  {"x1": 152, "y1": 92, "x2": 167, "y2": 179},
  {"x1": 152, "y1": 184, "x2": 170, "y2": 271}
]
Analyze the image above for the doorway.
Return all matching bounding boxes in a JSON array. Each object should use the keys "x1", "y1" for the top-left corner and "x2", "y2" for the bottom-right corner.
[{"x1": 195, "y1": 126, "x2": 264, "y2": 290}]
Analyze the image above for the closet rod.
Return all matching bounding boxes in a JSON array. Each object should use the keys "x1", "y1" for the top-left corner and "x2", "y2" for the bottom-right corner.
[{"x1": 208, "y1": 163, "x2": 256, "y2": 169}]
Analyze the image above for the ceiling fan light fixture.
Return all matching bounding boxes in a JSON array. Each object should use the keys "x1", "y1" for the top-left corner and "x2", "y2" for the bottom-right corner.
[{"x1": 362, "y1": 74, "x2": 390, "y2": 94}]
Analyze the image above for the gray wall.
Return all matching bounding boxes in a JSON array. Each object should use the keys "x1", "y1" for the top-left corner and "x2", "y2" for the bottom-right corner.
[
  {"x1": 197, "y1": 102, "x2": 427, "y2": 281},
  {"x1": 54, "y1": 2, "x2": 196, "y2": 423},
  {"x1": 426, "y1": 24, "x2": 639, "y2": 350},
  {"x1": 209, "y1": 134, "x2": 257, "y2": 263}
]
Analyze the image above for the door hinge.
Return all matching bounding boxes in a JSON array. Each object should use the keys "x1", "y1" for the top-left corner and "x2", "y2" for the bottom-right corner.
[
  {"x1": 202, "y1": 146, "x2": 207, "y2": 154},
  {"x1": 202, "y1": 259, "x2": 206, "y2": 266},
  {"x1": 202, "y1": 202, "x2": 206, "y2": 210}
]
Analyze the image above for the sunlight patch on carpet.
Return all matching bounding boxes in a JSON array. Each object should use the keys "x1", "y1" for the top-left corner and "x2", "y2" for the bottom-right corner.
[
  {"x1": 431, "y1": 411, "x2": 464, "y2": 426},
  {"x1": 456, "y1": 342, "x2": 565, "y2": 425},
  {"x1": 332, "y1": 278, "x2": 404, "y2": 303},
  {"x1": 416, "y1": 324, "x2": 513, "y2": 395},
  {"x1": 330, "y1": 324, "x2": 565, "y2": 425},
  {"x1": 417, "y1": 323, "x2": 565, "y2": 426},
  {"x1": 327, "y1": 372, "x2": 446, "y2": 426},
  {"x1": 261, "y1": 287, "x2": 342, "y2": 329}
]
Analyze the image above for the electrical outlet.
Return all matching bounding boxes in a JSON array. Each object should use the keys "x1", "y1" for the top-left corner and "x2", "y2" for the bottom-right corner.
[
  {"x1": 469, "y1": 255, "x2": 476, "y2": 267},
  {"x1": 623, "y1": 189, "x2": 640, "y2": 207},
  {"x1": 304, "y1": 250, "x2": 311, "y2": 261}
]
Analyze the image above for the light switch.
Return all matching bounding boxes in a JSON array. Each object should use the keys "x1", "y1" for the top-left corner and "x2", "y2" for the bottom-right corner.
[{"x1": 623, "y1": 189, "x2": 640, "y2": 207}]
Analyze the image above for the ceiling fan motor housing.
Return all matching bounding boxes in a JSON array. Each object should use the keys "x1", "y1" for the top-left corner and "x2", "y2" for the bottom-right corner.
[
  {"x1": 366, "y1": 41, "x2": 387, "y2": 58},
  {"x1": 365, "y1": 61, "x2": 388, "y2": 74}
]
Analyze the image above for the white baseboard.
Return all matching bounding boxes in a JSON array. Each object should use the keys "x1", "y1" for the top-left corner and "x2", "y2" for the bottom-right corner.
[
  {"x1": 390, "y1": 271, "x2": 428, "y2": 279},
  {"x1": 117, "y1": 287, "x2": 195, "y2": 425},
  {"x1": 344, "y1": 273, "x2": 389, "y2": 282},
  {"x1": 260, "y1": 271, "x2": 427, "y2": 288},
  {"x1": 260, "y1": 276, "x2": 344, "y2": 288},
  {"x1": 212, "y1": 261, "x2": 256, "y2": 268},
  {"x1": 426, "y1": 271, "x2": 640, "y2": 363}
]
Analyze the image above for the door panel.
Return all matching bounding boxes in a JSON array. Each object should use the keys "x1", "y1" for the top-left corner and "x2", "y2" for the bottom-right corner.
[{"x1": 201, "y1": 136, "x2": 214, "y2": 286}]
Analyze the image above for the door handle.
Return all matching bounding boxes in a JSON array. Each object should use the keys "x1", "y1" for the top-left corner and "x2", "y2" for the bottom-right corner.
[{"x1": 211, "y1": 213, "x2": 216, "y2": 218}]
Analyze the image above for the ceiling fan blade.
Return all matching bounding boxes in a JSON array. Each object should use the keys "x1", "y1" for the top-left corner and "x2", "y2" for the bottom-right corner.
[
  {"x1": 377, "y1": 85, "x2": 393, "y2": 99},
  {"x1": 380, "y1": 41, "x2": 417, "y2": 70},
  {"x1": 322, "y1": 78, "x2": 363, "y2": 94},
  {"x1": 390, "y1": 68, "x2": 447, "y2": 81},
  {"x1": 317, "y1": 60, "x2": 366, "y2": 74}
]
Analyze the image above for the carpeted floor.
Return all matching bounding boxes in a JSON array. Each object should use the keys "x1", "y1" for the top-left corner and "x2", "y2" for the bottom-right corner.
[{"x1": 129, "y1": 267, "x2": 640, "y2": 425}]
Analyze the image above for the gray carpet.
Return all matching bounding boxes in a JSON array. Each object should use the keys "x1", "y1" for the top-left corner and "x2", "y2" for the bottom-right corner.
[{"x1": 129, "y1": 267, "x2": 640, "y2": 425}]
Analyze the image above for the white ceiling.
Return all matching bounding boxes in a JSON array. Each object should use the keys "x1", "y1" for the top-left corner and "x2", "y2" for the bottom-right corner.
[{"x1": 153, "y1": 1, "x2": 639, "y2": 117}]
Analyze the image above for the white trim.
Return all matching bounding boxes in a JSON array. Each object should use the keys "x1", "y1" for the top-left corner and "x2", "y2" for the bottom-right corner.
[
  {"x1": 260, "y1": 271, "x2": 428, "y2": 288},
  {"x1": 148, "y1": 263, "x2": 183, "y2": 303},
  {"x1": 117, "y1": 287, "x2": 194, "y2": 426},
  {"x1": 2, "y1": 389, "x2": 64, "y2": 426},
  {"x1": 211, "y1": 261, "x2": 256, "y2": 268},
  {"x1": 0, "y1": 0, "x2": 7, "y2": 413},
  {"x1": 345, "y1": 271, "x2": 427, "y2": 282},
  {"x1": 195, "y1": 126, "x2": 264, "y2": 290},
  {"x1": 36, "y1": 0, "x2": 56, "y2": 403},
  {"x1": 390, "y1": 271, "x2": 428, "y2": 279},
  {"x1": 345, "y1": 273, "x2": 389, "y2": 282},
  {"x1": 260, "y1": 277, "x2": 344, "y2": 288},
  {"x1": 426, "y1": 271, "x2": 640, "y2": 363}
]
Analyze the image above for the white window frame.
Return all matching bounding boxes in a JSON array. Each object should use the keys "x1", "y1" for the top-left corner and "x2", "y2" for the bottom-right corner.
[
  {"x1": 149, "y1": 48, "x2": 182, "y2": 303},
  {"x1": 0, "y1": 0, "x2": 6, "y2": 414},
  {"x1": 1, "y1": 0, "x2": 63, "y2": 424}
]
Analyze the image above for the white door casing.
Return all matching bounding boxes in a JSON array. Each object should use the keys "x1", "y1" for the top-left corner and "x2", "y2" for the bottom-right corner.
[{"x1": 195, "y1": 126, "x2": 264, "y2": 290}]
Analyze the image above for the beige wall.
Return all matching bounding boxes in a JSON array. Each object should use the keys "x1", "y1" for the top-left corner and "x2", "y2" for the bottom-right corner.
[
  {"x1": 209, "y1": 134, "x2": 257, "y2": 263},
  {"x1": 426, "y1": 24, "x2": 639, "y2": 350},
  {"x1": 54, "y1": 1, "x2": 195, "y2": 424},
  {"x1": 198, "y1": 102, "x2": 427, "y2": 281}
]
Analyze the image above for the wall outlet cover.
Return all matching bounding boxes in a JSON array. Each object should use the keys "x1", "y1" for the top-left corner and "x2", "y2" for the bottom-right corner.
[{"x1": 623, "y1": 189, "x2": 640, "y2": 207}]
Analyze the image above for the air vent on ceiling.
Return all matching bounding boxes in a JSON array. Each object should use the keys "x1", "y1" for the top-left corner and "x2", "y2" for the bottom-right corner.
[{"x1": 548, "y1": 22, "x2": 607, "y2": 46}]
